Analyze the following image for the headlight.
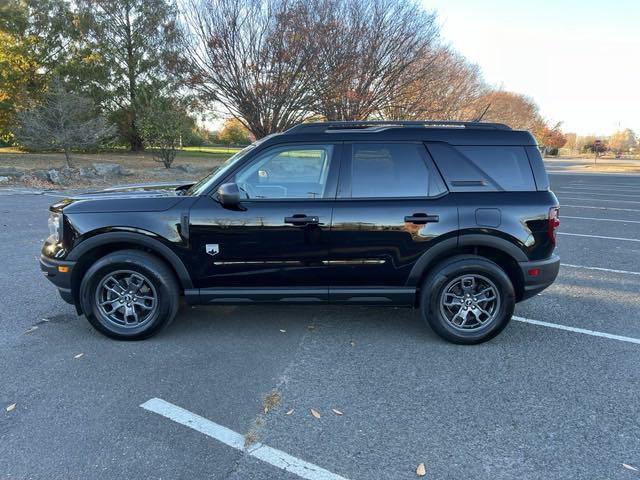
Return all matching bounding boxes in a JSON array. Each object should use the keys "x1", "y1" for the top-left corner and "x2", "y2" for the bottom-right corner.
[{"x1": 47, "y1": 212, "x2": 63, "y2": 243}]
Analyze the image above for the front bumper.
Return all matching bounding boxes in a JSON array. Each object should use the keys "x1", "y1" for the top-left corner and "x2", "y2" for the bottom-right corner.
[
  {"x1": 40, "y1": 254, "x2": 76, "y2": 305},
  {"x1": 518, "y1": 254, "x2": 560, "y2": 301}
]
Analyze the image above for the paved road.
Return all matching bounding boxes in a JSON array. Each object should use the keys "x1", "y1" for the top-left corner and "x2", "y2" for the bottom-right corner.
[{"x1": 1, "y1": 173, "x2": 639, "y2": 480}]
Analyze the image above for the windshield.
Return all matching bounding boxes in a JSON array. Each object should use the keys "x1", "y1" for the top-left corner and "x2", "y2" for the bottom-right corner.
[{"x1": 186, "y1": 138, "x2": 270, "y2": 196}]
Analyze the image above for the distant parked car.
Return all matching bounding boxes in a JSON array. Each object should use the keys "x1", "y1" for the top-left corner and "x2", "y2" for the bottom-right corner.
[{"x1": 40, "y1": 120, "x2": 560, "y2": 344}]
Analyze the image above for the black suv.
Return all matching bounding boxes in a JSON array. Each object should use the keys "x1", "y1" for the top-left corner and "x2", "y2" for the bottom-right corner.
[{"x1": 40, "y1": 121, "x2": 560, "y2": 344}]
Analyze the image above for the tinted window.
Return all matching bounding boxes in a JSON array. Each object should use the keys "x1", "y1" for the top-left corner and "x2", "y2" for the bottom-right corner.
[
  {"x1": 234, "y1": 145, "x2": 333, "y2": 199},
  {"x1": 427, "y1": 143, "x2": 535, "y2": 191},
  {"x1": 350, "y1": 143, "x2": 431, "y2": 198}
]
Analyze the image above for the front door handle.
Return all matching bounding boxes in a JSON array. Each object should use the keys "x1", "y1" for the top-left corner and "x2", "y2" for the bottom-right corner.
[
  {"x1": 284, "y1": 214, "x2": 320, "y2": 226},
  {"x1": 404, "y1": 213, "x2": 439, "y2": 225}
]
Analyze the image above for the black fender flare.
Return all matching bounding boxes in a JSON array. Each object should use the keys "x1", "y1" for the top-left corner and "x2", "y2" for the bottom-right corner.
[
  {"x1": 458, "y1": 234, "x2": 528, "y2": 262},
  {"x1": 406, "y1": 234, "x2": 527, "y2": 287},
  {"x1": 67, "y1": 231, "x2": 194, "y2": 290}
]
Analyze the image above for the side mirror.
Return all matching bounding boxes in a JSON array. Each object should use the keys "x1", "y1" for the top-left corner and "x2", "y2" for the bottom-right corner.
[{"x1": 217, "y1": 182, "x2": 242, "y2": 208}]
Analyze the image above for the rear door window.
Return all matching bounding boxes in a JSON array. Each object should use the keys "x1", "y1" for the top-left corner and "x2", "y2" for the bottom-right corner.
[
  {"x1": 346, "y1": 143, "x2": 446, "y2": 198},
  {"x1": 427, "y1": 144, "x2": 536, "y2": 192}
]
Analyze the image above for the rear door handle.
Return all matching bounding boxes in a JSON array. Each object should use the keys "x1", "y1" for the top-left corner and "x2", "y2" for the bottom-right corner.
[
  {"x1": 404, "y1": 213, "x2": 439, "y2": 225},
  {"x1": 284, "y1": 214, "x2": 320, "y2": 226}
]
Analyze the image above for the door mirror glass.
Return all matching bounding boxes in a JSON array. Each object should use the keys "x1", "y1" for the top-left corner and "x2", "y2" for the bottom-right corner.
[{"x1": 217, "y1": 182, "x2": 242, "y2": 208}]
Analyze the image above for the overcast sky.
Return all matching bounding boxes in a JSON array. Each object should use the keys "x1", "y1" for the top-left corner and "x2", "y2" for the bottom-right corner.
[{"x1": 425, "y1": 0, "x2": 640, "y2": 136}]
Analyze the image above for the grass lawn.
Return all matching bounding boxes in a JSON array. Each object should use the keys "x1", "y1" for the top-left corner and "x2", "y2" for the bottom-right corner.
[
  {"x1": 0, "y1": 146, "x2": 237, "y2": 171},
  {"x1": 182, "y1": 146, "x2": 243, "y2": 156}
]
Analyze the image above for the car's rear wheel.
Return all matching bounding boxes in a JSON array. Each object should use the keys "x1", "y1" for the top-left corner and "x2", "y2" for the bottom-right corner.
[
  {"x1": 79, "y1": 250, "x2": 179, "y2": 340},
  {"x1": 420, "y1": 255, "x2": 515, "y2": 344}
]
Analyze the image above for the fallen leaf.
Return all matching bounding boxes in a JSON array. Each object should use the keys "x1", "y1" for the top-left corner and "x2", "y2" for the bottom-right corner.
[
  {"x1": 307, "y1": 324, "x2": 315, "y2": 330},
  {"x1": 332, "y1": 408, "x2": 343, "y2": 416},
  {"x1": 310, "y1": 408, "x2": 321, "y2": 419},
  {"x1": 286, "y1": 409, "x2": 294, "y2": 415},
  {"x1": 263, "y1": 391, "x2": 281, "y2": 414},
  {"x1": 40, "y1": 318, "x2": 50, "y2": 322},
  {"x1": 279, "y1": 329, "x2": 286, "y2": 333},
  {"x1": 24, "y1": 326, "x2": 38, "y2": 334},
  {"x1": 416, "y1": 463, "x2": 426, "y2": 476},
  {"x1": 6, "y1": 403, "x2": 16, "y2": 412},
  {"x1": 623, "y1": 464, "x2": 639, "y2": 472},
  {"x1": 244, "y1": 430, "x2": 257, "y2": 448},
  {"x1": 74, "y1": 353, "x2": 84, "y2": 359}
]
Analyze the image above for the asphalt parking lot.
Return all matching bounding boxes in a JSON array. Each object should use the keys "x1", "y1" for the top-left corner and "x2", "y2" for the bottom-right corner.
[{"x1": 1, "y1": 171, "x2": 639, "y2": 479}]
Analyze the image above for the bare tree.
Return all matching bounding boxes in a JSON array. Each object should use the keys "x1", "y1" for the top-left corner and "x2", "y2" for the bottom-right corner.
[
  {"x1": 381, "y1": 47, "x2": 485, "y2": 120},
  {"x1": 468, "y1": 90, "x2": 542, "y2": 130},
  {"x1": 180, "y1": 0, "x2": 317, "y2": 138},
  {"x1": 15, "y1": 80, "x2": 115, "y2": 166},
  {"x1": 308, "y1": 0, "x2": 441, "y2": 121}
]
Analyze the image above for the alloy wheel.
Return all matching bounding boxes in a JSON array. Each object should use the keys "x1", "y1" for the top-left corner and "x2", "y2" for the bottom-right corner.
[
  {"x1": 439, "y1": 274, "x2": 501, "y2": 331},
  {"x1": 95, "y1": 270, "x2": 158, "y2": 328}
]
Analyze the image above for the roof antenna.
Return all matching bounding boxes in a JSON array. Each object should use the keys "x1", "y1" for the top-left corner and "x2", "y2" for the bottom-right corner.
[{"x1": 473, "y1": 103, "x2": 491, "y2": 122}]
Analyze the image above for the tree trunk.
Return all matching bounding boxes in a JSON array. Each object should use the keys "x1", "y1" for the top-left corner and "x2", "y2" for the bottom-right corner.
[
  {"x1": 125, "y1": 5, "x2": 144, "y2": 152},
  {"x1": 63, "y1": 149, "x2": 73, "y2": 168},
  {"x1": 129, "y1": 124, "x2": 144, "y2": 152}
]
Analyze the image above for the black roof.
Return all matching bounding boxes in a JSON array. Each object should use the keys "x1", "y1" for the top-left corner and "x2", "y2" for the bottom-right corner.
[{"x1": 265, "y1": 121, "x2": 537, "y2": 147}]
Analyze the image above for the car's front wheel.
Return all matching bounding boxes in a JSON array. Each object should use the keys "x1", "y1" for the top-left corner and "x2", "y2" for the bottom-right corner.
[
  {"x1": 79, "y1": 250, "x2": 179, "y2": 340},
  {"x1": 420, "y1": 255, "x2": 515, "y2": 344}
]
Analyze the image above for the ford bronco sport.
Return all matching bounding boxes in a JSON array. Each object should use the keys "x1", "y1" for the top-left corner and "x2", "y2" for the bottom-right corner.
[{"x1": 40, "y1": 121, "x2": 560, "y2": 344}]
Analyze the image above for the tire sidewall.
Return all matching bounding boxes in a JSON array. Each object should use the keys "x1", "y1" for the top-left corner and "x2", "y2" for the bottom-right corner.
[
  {"x1": 421, "y1": 257, "x2": 515, "y2": 344},
  {"x1": 81, "y1": 255, "x2": 176, "y2": 340}
]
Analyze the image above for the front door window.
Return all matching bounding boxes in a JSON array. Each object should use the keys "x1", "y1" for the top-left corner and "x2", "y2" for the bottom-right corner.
[{"x1": 233, "y1": 145, "x2": 334, "y2": 200}]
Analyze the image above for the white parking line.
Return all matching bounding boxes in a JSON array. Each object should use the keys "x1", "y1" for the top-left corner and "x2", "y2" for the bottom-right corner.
[
  {"x1": 561, "y1": 215, "x2": 640, "y2": 224},
  {"x1": 568, "y1": 182, "x2": 640, "y2": 188},
  {"x1": 140, "y1": 398, "x2": 351, "y2": 480},
  {"x1": 558, "y1": 232, "x2": 640, "y2": 242},
  {"x1": 561, "y1": 263, "x2": 640, "y2": 276},
  {"x1": 562, "y1": 205, "x2": 640, "y2": 213},
  {"x1": 560, "y1": 196, "x2": 640, "y2": 205},
  {"x1": 557, "y1": 191, "x2": 640, "y2": 199},
  {"x1": 561, "y1": 186, "x2": 640, "y2": 194},
  {"x1": 512, "y1": 316, "x2": 640, "y2": 345}
]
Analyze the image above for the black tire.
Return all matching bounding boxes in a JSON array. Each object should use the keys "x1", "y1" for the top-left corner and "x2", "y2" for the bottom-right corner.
[
  {"x1": 419, "y1": 255, "x2": 515, "y2": 344},
  {"x1": 79, "y1": 249, "x2": 180, "y2": 340}
]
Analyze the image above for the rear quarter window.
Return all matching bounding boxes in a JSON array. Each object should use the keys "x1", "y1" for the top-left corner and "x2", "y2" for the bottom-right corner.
[{"x1": 427, "y1": 143, "x2": 536, "y2": 192}]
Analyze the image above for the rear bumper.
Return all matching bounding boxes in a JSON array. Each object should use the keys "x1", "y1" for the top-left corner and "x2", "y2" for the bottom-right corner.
[
  {"x1": 39, "y1": 254, "x2": 75, "y2": 305},
  {"x1": 518, "y1": 254, "x2": 560, "y2": 301}
]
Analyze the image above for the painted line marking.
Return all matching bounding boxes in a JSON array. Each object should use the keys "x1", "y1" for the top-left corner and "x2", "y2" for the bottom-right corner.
[
  {"x1": 561, "y1": 263, "x2": 640, "y2": 276},
  {"x1": 558, "y1": 232, "x2": 640, "y2": 242},
  {"x1": 561, "y1": 205, "x2": 640, "y2": 213},
  {"x1": 561, "y1": 186, "x2": 640, "y2": 193},
  {"x1": 568, "y1": 182, "x2": 640, "y2": 188},
  {"x1": 561, "y1": 215, "x2": 640, "y2": 224},
  {"x1": 559, "y1": 196, "x2": 640, "y2": 205},
  {"x1": 512, "y1": 316, "x2": 640, "y2": 345},
  {"x1": 140, "y1": 398, "x2": 351, "y2": 480},
  {"x1": 556, "y1": 191, "x2": 640, "y2": 199}
]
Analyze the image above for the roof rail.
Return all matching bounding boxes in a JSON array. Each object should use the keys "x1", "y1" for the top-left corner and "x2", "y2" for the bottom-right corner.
[{"x1": 285, "y1": 120, "x2": 511, "y2": 134}]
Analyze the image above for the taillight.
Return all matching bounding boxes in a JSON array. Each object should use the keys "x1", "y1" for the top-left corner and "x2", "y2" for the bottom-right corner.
[{"x1": 548, "y1": 207, "x2": 560, "y2": 244}]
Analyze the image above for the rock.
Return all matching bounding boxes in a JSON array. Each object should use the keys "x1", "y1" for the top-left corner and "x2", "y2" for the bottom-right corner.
[
  {"x1": 119, "y1": 167, "x2": 135, "y2": 176},
  {"x1": 176, "y1": 163, "x2": 197, "y2": 174},
  {"x1": 31, "y1": 170, "x2": 49, "y2": 181},
  {"x1": 47, "y1": 169, "x2": 62, "y2": 184},
  {"x1": 0, "y1": 176, "x2": 9, "y2": 183},
  {"x1": 93, "y1": 163, "x2": 123, "y2": 176},
  {"x1": 0, "y1": 167, "x2": 22, "y2": 177},
  {"x1": 79, "y1": 167, "x2": 97, "y2": 178}
]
